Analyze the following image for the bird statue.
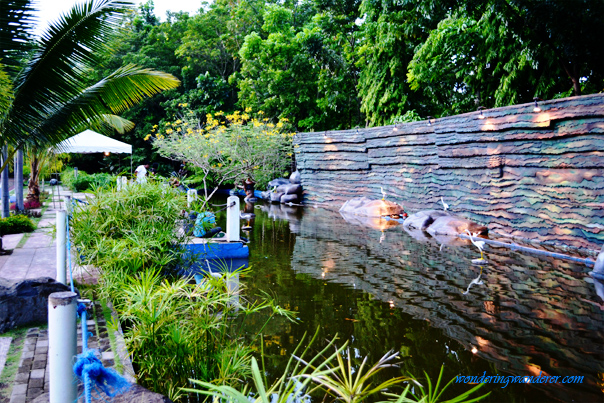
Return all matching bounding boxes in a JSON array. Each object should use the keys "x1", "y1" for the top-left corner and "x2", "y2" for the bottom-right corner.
[
  {"x1": 440, "y1": 197, "x2": 449, "y2": 211},
  {"x1": 463, "y1": 268, "x2": 484, "y2": 295},
  {"x1": 465, "y1": 229, "x2": 486, "y2": 260},
  {"x1": 380, "y1": 186, "x2": 387, "y2": 201}
]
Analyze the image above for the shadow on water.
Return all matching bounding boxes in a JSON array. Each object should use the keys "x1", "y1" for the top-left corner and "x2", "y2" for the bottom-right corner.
[{"x1": 217, "y1": 200, "x2": 603, "y2": 403}]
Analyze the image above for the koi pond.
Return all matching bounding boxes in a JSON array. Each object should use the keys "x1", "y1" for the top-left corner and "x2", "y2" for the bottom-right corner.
[{"x1": 214, "y1": 200, "x2": 603, "y2": 403}]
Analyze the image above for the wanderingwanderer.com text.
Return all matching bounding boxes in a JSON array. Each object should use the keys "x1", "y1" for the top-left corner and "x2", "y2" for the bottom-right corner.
[{"x1": 455, "y1": 371, "x2": 584, "y2": 388}]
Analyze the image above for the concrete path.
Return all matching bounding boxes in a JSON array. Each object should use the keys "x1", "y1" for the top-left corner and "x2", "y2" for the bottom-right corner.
[
  {"x1": 0, "y1": 186, "x2": 137, "y2": 403},
  {"x1": 0, "y1": 186, "x2": 90, "y2": 282},
  {"x1": 0, "y1": 187, "x2": 84, "y2": 379}
]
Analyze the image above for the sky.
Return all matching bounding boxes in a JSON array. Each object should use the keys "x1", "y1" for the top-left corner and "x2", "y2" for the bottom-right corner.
[{"x1": 32, "y1": 0, "x2": 202, "y2": 35}]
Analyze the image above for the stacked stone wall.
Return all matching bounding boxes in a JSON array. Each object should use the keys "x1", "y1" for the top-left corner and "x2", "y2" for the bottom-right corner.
[{"x1": 294, "y1": 94, "x2": 604, "y2": 250}]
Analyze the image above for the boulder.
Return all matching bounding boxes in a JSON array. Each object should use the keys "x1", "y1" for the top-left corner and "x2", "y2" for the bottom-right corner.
[
  {"x1": 289, "y1": 170, "x2": 301, "y2": 184},
  {"x1": 340, "y1": 211, "x2": 400, "y2": 231},
  {"x1": 0, "y1": 277, "x2": 73, "y2": 333},
  {"x1": 339, "y1": 197, "x2": 405, "y2": 217},
  {"x1": 277, "y1": 183, "x2": 302, "y2": 195},
  {"x1": 403, "y1": 210, "x2": 449, "y2": 231},
  {"x1": 260, "y1": 191, "x2": 271, "y2": 200},
  {"x1": 267, "y1": 178, "x2": 290, "y2": 188},
  {"x1": 270, "y1": 191, "x2": 284, "y2": 203},
  {"x1": 426, "y1": 215, "x2": 488, "y2": 237},
  {"x1": 402, "y1": 226, "x2": 432, "y2": 242},
  {"x1": 280, "y1": 194, "x2": 299, "y2": 204}
]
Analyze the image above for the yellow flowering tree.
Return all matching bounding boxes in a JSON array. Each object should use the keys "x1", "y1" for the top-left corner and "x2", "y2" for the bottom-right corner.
[{"x1": 151, "y1": 108, "x2": 294, "y2": 203}]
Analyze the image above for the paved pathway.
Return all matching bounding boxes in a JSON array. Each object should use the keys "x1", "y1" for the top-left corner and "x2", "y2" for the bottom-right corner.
[
  {"x1": 0, "y1": 187, "x2": 135, "y2": 403},
  {"x1": 0, "y1": 186, "x2": 83, "y2": 282}
]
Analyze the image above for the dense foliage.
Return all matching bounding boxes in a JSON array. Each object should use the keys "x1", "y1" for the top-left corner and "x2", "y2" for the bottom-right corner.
[
  {"x1": 0, "y1": 214, "x2": 35, "y2": 236},
  {"x1": 69, "y1": 183, "x2": 293, "y2": 401},
  {"x1": 91, "y1": 0, "x2": 602, "y2": 167},
  {"x1": 61, "y1": 168, "x2": 114, "y2": 192}
]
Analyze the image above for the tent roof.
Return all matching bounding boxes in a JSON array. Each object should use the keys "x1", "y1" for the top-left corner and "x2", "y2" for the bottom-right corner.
[{"x1": 55, "y1": 129, "x2": 132, "y2": 154}]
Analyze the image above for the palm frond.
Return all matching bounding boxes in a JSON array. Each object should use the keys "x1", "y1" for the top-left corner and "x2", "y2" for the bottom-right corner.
[
  {"x1": 4, "y1": 65, "x2": 178, "y2": 148},
  {"x1": 0, "y1": 0, "x2": 37, "y2": 71},
  {"x1": 97, "y1": 114, "x2": 136, "y2": 134},
  {"x1": 0, "y1": 65, "x2": 13, "y2": 116},
  {"x1": 1, "y1": 0, "x2": 136, "y2": 146}
]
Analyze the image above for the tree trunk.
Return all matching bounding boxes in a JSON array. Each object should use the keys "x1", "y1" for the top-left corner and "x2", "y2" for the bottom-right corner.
[{"x1": 26, "y1": 153, "x2": 40, "y2": 204}]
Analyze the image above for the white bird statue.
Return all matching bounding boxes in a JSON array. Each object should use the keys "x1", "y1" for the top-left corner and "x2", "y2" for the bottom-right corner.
[
  {"x1": 465, "y1": 229, "x2": 486, "y2": 259},
  {"x1": 440, "y1": 197, "x2": 449, "y2": 211},
  {"x1": 380, "y1": 186, "x2": 387, "y2": 201}
]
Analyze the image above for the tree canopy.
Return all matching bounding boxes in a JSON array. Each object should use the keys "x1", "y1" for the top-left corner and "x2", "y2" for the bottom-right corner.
[{"x1": 66, "y1": 0, "x2": 603, "y2": 170}]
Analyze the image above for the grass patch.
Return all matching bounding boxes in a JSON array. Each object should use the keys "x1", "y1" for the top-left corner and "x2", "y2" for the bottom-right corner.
[
  {"x1": 14, "y1": 203, "x2": 49, "y2": 249},
  {"x1": 0, "y1": 323, "x2": 47, "y2": 400}
]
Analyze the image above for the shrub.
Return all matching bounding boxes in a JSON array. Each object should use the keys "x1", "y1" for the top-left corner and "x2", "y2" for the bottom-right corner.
[
  {"x1": 10, "y1": 200, "x2": 42, "y2": 210},
  {"x1": 0, "y1": 215, "x2": 36, "y2": 236},
  {"x1": 69, "y1": 183, "x2": 294, "y2": 401},
  {"x1": 62, "y1": 168, "x2": 115, "y2": 192}
]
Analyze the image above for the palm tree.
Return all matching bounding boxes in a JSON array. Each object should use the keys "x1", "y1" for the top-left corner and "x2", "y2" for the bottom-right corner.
[{"x1": 0, "y1": 0, "x2": 181, "y2": 212}]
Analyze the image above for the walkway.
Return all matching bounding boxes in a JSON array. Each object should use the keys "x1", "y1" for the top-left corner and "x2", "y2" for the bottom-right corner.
[{"x1": 0, "y1": 186, "x2": 135, "y2": 403}]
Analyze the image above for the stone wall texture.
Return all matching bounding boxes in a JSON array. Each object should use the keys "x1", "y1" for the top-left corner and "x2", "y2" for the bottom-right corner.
[{"x1": 294, "y1": 94, "x2": 604, "y2": 251}]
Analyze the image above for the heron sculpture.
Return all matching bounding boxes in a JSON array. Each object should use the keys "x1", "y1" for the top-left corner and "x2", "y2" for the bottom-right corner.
[
  {"x1": 440, "y1": 197, "x2": 449, "y2": 211},
  {"x1": 380, "y1": 186, "x2": 387, "y2": 201},
  {"x1": 465, "y1": 229, "x2": 486, "y2": 260}
]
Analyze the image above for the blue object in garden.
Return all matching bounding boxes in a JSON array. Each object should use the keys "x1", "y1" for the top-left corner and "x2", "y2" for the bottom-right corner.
[
  {"x1": 193, "y1": 211, "x2": 216, "y2": 237},
  {"x1": 184, "y1": 241, "x2": 249, "y2": 260}
]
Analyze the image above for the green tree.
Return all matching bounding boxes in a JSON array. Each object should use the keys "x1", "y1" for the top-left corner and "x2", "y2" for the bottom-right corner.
[
  {"x1": 356, "y1": 0, "x2": 456, "y2": 125},
  {"x1": 237, "y1": 2, "x2": 363, "y2": 130},
  {"x1": 407, "y1": 0, "x2": 604, "y2": 116},
  {"x1": 0, "y1": 0, "x2": 180, "y2": 176}
]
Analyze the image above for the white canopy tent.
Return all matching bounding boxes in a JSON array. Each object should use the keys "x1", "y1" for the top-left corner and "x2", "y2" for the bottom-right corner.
[{"x1": 55, "y1": 129, "x2": 133, "y2": 173}]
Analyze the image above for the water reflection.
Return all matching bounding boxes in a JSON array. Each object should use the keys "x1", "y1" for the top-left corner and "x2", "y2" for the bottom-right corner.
[
  {"x1": 236, "y1": 203, "x2": 604, "y2": 403},
  {"x1": 463, "y1": 267, "x2": 484, "y2": 295}
]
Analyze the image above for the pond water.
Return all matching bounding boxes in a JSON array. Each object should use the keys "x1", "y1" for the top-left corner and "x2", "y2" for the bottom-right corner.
[{"x1": 215, "y1": 200, "x2": 603, "y2": 403}]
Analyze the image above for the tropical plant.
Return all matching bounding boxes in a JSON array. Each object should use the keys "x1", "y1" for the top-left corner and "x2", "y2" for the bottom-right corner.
[
  {"x1": 0, "y1": 0, "x2": 180, "y2": 175},
  {"x1": 184, "y1": 330, "x2": 340, "y2": 403},
  {"x1": 152, "y1": 108, "x2": 294, "y2": 204},
  {"x1": 61, "y1": 168, "x2": 115, "y2": 192},
  {"x1": 298, "y1": 349, "x2": 408, "y2": 403},
  {"x1": 186, "y1": 334, "x2": 489, "y2": 403},
  {"x1": 69, "y1": 182, "x2": 295, "y2": 400},
  {"x1": 114, "y1": 268, "x2": 294, "y2": 400},
  {"x1": 69, "y1": 182, "x2": 188, "y2": 277},
  {"x1": 383, "y1": 366, "x2": 490, "y2": 403}
]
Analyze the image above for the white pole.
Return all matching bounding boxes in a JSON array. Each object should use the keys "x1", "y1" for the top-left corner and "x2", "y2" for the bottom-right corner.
[
  {"x1": 187, "y1": 188, "x2": 197, "y2": 207},
  {"x1": 48, "y1": 291, "x2": 78, "y2": 403},
  {"x1": 56, "y1": 210, "x2": 66, "y2": 284},
  {"x1": 64, "y1": 195, "x2": 71, "y2": 216},
  {"x1": 121, "y1": 176, "x2": 127, "y2": 189},
  {"x1": 226, "y1": 195, "x2": 240, "y2": 242},
  {"x1": 116, "y1": 176, "x2": 122, "y2": 191}
]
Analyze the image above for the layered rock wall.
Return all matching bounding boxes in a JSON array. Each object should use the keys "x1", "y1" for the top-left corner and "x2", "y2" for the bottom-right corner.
[{"x1": 294, "y1": 94, "x2": 604, "y2": 250}]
